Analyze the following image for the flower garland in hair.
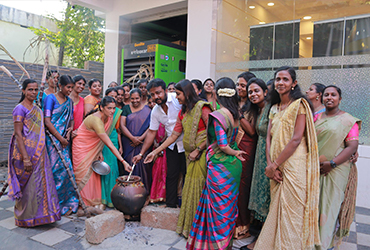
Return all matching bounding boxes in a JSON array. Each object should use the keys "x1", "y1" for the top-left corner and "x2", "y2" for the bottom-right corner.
[{"x1": 217, "y1": 88, "x2": 236, "y2": 97}]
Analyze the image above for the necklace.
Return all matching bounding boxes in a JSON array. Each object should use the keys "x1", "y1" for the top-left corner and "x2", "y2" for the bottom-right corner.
[
  {"x1": 22, "y1": 101, "x2": 34, "y2": 110},
  {"x1": 325, "y1": 108, "x2": 341, "y2": 117},
  {"x1": 278, "y1": 99, "x2": 292, "y2": 112}
]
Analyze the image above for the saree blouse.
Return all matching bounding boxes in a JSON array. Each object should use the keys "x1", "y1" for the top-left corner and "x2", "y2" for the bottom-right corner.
[
  {"x1": 173, "y1": 106, "x2": 212, "y2": 135},
  {"x1": 44, "y1": 94, "x2": 74, "y2": 120},
  {"x1": 314, "y1": 112, "x2": 359, "y2": 142},
  {"x1": 84, "y1": 115, "x2": 106, "y2": 134}
]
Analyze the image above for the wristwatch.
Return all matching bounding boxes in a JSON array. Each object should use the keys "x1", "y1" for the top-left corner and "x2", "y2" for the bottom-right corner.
[
  {"x1": 330, "y1": 160, "x2": 337, "y2": 169},
  {"x1": 197, "y1": 146, "x2": 202, "y2": 152}
]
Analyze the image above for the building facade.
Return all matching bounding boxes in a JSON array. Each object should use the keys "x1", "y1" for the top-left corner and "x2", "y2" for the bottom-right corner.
[{"x1": 71, "y1": 0, "x2": 370, "y2": 206}]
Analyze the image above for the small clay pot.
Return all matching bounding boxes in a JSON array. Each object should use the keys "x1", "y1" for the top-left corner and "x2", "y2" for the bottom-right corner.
[{"x1": 110, "y1": 175, "x2": 148, "y2": 215}]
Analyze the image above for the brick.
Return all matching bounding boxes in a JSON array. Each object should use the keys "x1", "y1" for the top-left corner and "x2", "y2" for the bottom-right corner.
[
  {"x1": 85, "y1": 210, "x2": 125, "y2": 244},
  {"x1": 140, "y1": 206, "x2": 180, "y2": 231}
]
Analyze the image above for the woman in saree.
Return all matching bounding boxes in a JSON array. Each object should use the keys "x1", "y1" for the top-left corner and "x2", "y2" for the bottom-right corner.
[
  {"x1": 122, "y1": 83, "x2": 131, "y2": 106},
  {"x1": 187, "y1": 77, "x2": 246, "y2": 250},
  {"x1": 120, "y1": 88, "x2": 152, "y2": 189},
  {"x1": 70, "y1": 75, "x2": 86, "y2": 131},
  {"x1": 37, "y1": 70, "x2": 59, "y2": 109},
  {"x1": 306, "y1": 82, "x2": 326, "y2": 116},
  {"x1": 84, "y1": 78, "x2": 102, "y2": 116},
  {"x1": 254, "y1": 66, "x2": 320, "y2": 250},
  {"x1": 234, "y1": 72, "x2": 258, "y2": 240},
  {"x1": 138, "y1": 79, "x2": 149, "y2": 105},
  {"x1": 101, "y1": 88, "x2": 123, "y2": 209},
  {"x1": 145, "y1": 79, "x2": 212, "y2": 238},
  {"x1": 314, "y1": 85, "x2": 361, "y2": 250},
  {"x1": 8, "y1": 79, "x2": 61, "y2": 227},
  {"x1": 73, "y1": 96, "x2": 131, "y2": 209},
  {"x1": 116, "y1": 86, "x2": 125, "y2": 110},
  {"x1": 244, "y1": 79, "x2": 271, "y2": 249},
  {"x1": 44, "y1": 75, "x2": 79, "y2": 215},
  {"x1": 147, "y1": 95, "x2": 167, "y2": 203},
  {"x1": 200, "y1": 78, "x2": 220, "y2": 110}
]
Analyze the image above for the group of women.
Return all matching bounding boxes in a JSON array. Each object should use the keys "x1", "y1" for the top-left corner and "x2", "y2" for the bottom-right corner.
[
  {"x1": 7, "y1": 67, "x2": 361, "y2": 250},
  {"x1": 214, "y1": 66, "x2": 360, "y2": 250}
]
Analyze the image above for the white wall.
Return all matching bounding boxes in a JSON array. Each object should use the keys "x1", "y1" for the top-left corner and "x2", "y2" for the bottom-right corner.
[
  {"x1": 185, "y1": 0, "x2": 216, "y2": 81},
  {"x1": 357, "y1": 145, "x2": 370, "y2": 208},
  {"x1": 103, "y1": 12, "x2": 119, "y2": 88},
  {"x1": 0, "y1": 20, "x2": 59, "y2": 66}
]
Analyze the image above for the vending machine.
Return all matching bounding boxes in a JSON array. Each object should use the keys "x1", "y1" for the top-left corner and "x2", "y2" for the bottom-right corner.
[{"x1": 121, "y1": 39, "x2": 186, "y2": 85}]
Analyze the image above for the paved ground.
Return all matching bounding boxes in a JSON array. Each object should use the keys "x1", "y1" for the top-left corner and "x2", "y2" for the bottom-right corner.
[{"x1": 1, "y1": 165, "x2": 370, "y2": 249}]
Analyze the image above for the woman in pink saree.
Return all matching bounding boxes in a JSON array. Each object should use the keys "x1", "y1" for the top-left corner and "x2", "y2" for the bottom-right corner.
[
  {"x1": 72, "y1": 96, "x2": 131, "y2": 208},
  {"x1": 70, "y1": 75, "x2": 86, "y2": 131}
]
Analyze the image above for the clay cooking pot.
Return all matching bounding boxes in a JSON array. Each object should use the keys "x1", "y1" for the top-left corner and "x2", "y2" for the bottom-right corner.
[{"x1": 111, "y1": 175, "x2": 148, "y2": 215}]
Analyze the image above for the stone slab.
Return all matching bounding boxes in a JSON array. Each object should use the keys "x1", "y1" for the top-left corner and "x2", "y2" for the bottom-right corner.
[
  {"x1": 85, "y1": 210, "x2": 125, "y2": 244},
  {"x1": 140, "y1": 205, "x2": 180, "y2": 231}
]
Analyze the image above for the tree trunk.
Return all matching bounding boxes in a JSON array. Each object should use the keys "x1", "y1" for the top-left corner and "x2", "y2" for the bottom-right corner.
[{"x1": 58, "y1": 44, "x2": 64, "y2": 66}]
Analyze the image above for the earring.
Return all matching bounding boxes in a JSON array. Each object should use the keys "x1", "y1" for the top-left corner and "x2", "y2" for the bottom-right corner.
[
  {"x1": 291, "y1": 86, "x2": 295, "y2": 90},
  {"x1": 316, "y1": 96, "x2": 319, "y2": 101}
]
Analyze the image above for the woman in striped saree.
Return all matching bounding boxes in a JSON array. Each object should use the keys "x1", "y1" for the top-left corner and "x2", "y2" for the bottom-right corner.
[{"x1": 187, "y1": 77, "x2": 245, "y2": 250}]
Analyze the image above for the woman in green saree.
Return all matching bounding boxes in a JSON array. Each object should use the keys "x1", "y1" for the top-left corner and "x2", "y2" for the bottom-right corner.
[
  {"x1": 314, "y1": 85, "x2": 361, "y2": 250},
  {"x1": 145, "y1": 79, "x2": 212, "y2": 238},
  {"x1": 101, "y1": 88, "x2": 123, "y2": 209}
]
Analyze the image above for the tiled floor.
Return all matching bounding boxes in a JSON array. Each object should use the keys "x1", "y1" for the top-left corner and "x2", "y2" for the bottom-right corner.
[
  {"x1": 1, "y1": 164, "x2": 370, "y2": 249},
  {"x1": 1, "y1": 194, "x2": 370, "y2": 250},
  {"x1": 0, "y1": 194, "x2": 188, "y2": 249}
]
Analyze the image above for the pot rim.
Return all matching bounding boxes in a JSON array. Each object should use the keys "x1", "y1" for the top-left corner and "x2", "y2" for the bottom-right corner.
[{"x1": 117, "y1": 175, "x2": 142, "y2": 183}]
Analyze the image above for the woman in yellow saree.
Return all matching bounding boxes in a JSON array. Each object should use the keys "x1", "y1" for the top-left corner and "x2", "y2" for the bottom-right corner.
[
  {"x1": 254, "y1": 66, "x2": 320, "y2": 250},
  {"x1": 314, "y1": 85, "x2": 361, "y2": 250}
]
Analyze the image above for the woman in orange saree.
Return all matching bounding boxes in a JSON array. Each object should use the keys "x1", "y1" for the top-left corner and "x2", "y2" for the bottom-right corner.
[{"x1": 73, "y1": 96, "x2": 131, "y2": 208}]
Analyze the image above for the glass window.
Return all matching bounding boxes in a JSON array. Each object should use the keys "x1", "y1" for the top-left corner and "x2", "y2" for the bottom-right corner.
[
  {"x1": 249, "y1": 26, "x2": 273, "y2": 60},
  {"x1": 274, "y1": 23, "x2": 300, "y2": 59},
  {"x1": 345, "y1": 16, "x2": 370, "y2": 55},
  {"x1": 313, "y1": 21, "x2": 344, "y2": 57},
  {"x1": 250, "y1": 22, "x2": 300, "y2": 60}
]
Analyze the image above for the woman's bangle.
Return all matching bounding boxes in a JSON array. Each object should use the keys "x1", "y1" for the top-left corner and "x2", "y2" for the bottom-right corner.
[
  {"x1": 23, "y1": 159, "x2": 30, "y2": 162},
  {"x1": 273, "y1": 161, "x2": 279, "y2": 168},
  {"x1": 139, "y1": 153, "x2": 143, "y2": 157},
  {"x1": 120, "y1": 159, "x2": 125, "y2": 164}
]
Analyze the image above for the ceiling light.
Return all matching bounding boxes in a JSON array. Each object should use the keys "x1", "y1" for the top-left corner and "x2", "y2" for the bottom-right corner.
[
  {"x1": 306, "y1": 37, "x2": 312, "y2": 40},
  {"x1": 249, "y1": 5, "x2": 256, "y2": 9},
  {"x1": 259, "y1": 22, "x2": 266, "y2": 24},
  {"x1": 303, "y1": 16, "x2": 312, "y2": 20},
  {"x1": 267, "y1": 2, "x2": 274, "y2": 6}
]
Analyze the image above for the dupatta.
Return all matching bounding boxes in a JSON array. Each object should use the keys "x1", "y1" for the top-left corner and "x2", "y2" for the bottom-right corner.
[
  {"x1": 269, "y1": 98, "x2": 320, "y2": 249},
  {"x1": 73, "y1": 115, "x2": 114, "y2": 191},
  {"x1": 8, "y1": 105, "x2": 45, "y2": 200},
  {"x1": 182, "y1": 101, "x2": 211, "y2": 154},
  {"x1": 122, "y1": 105, "x2": 151, "y2": 158},
  {"x1": 207, "y1": 110, "x2": 241, "y2": 188}
]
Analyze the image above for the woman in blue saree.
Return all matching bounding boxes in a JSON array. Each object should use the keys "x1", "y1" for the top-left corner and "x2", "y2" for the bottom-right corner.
[
  {"x1": 44, "y1": 75, "x2": 79, "y2": 215},
  {"x1": 121, "y1": 88, "x2": 152, "y2": 190}
]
